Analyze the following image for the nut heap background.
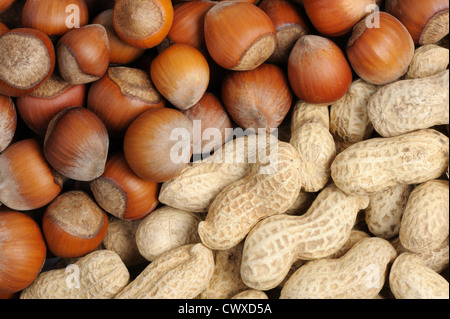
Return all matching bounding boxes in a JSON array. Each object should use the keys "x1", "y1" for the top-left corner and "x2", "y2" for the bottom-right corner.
[{"x1": 0, "y1": 0, "x2": 449, "y2": 299}]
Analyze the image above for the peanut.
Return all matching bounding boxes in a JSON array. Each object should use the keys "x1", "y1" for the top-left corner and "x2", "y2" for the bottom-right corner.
[
  {"x1": 115, "y1": 243, "x2": 214, "y2": 299},
  {"x1": 367, "y1": 70, "x2": 449, "y2": 137},
  {"x1": 389, "y1": 252, "x2": 449, "y2": 299},
  {"x1": 199, "y1": 241, "x2": 248, "y2": 299},
  {"x1": 331, "y1": 129, "x2": 449, "y2": 196},
  {"x1": 365, "y1": 184, "x2": 413, "y2": 239},
  {"x1": 289, "y1": 101, "x2": 336, "y2": 192},
  {"x1": 198, "y1": 141, "x2": 302, "y2": 250},
  {"x1": 280, "y1": 237, "x2": 397, "y2": 299},
  {"x1": 330, "y1": 79, "x2": 378, "y2": 150},
  {"x1": 158, "y1": 134, "x2": 272, "y2": 212},
  {"x1": 20, "y1": 250, "x2": 130, "y2": 299},
  {"x1": 231, "y1": 289, "x2": 268, "y2": 299},
  {"x1": 392, "y1": 236, "x2": 449, "y2": 274},
  {"x1": 280, "y1": 230, "x2": 370, "y2": 288},
  {"x1": 240, "y1": 183, "x2": 369, "y2": 290},
  {"x1": 399, "y1": 179, "x2": 449, "y2": 253},
  {"x1": 405, "y1": 44, "x2": 449, "y2": 79},
  {"x1": 135, "y1": 205, "x2": 202, "y2": 262},
  {"x1": 102, "y1": 216, "x2": 146, "y2": 267}
]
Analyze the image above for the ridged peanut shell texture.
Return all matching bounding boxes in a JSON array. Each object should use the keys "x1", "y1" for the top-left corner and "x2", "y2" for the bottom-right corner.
[
  {"x1": 367, "y1": 70, "x2": 449, "y2": 138},
  {"x1": 44, "y1": 107, "x2": 109, "y2": 182},
  {"x1": 115, "y1": 244, "x2": 214, "y2": 299},
  {"x1": 198, "y1": 141, "x2": 302, "y2": 250},
  {"x1": 240, "y1": 183, "x2": 369, "y2": 290},
  {"x1": 399, "y1": 179, "x2": 449, "y2": 253},
  {"x1": 389, "y1": 252, "x2": 449, "y2": 299},
  {"x1": 136, "y1": 206, "x2": 202, "y2": 261},
  {"x1": 204, "y1": 1, "x2": 276, "y2": 71},
  {"x1": 158, "y1": 134, "x2": 264, "y2": 213},
  {"x1": 20, "y1": 250, "x2": 130, "y2": 299},
  {"x1": 331, "y1": 129, "x2": 449, "y2": 196},
  {"x1": 0, "y1": 139, "x2": 62, "y2": 211},
  {"x1": 289, "y1": 101, "x2": 336, "y2": 192},
  {"x1": 280, "y1": 238, "x2": 397, "y2": 299}
]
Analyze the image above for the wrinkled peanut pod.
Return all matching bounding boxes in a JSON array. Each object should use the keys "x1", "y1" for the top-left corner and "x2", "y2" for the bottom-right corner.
[
  {"x1": 331, "y1": 129, "x2": 449, "y2": 196},
  {"x1": 330, "y1": 79, "x2": 377, "y2": 149},
  {"x1": 399, "y1": 179, "x2": 449, "y2": 253},
  {"x1": 240, "y1": 183, "x2": 369, "y2": 290},
  {"x1": 290, "y1": 101, "x2": 329, "y2": 131},
  {"x1": 198, "y1": 141, "x2": 302, "y2": 250},
  {"x1": 158, "y1": 134, "x2": 272, "y2": 212},
  {"x1": 405, "y1": 44, "x2": 449, "y2": 79},
  {"x1": 389, "y1": 252, "x2": 449, "y2": 299},
  {"x1": 329, "y1": 229, "x2": 372, "y2": 259},
  {"x1": 20, "y1": 250, "x2": 130, "y2": 299},
  {"x1": 280, "y1": 238, "x2": 397, "y2": 299},
  {"x1": 368, "y1": 70, "x2": 449, "y2": 137},
  {"x1": 392, "y1": 237, "x2": 449, "y2": 273},
  {"x1": 115, "y1": 244, "x2": 214, "y2": 299},
  {"x1": 136, "y1": 206, "x2": 202, "y2": 262},
  {"x1": 231, "y1": 289, "x2": 268, "y2": 299},
  {"x1": 290, "y1": 101, "x2": 336, "y2": 192},
  {"x1": 365, "y1": 184, "x2": 413, "y2": 239},
  {"x1": 285, "y1": 190, "x2": 315, "y2": 215},
  {"x1": 102, "y1": 217, "x2": 146, "y2": 267},
  {"x1": 199, "y1": 242, "x2": 248, "y2": 299}
]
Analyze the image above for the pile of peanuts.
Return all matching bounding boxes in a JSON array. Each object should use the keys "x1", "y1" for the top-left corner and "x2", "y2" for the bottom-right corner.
[{"x1": 1, "y1": 0, "x2": 449, "y2": 300}]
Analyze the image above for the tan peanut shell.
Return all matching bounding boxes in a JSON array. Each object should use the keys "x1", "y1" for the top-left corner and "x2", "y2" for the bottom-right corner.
[
  {"x1": 158, "y1": 134, "x2": 272, "y2": 212},
  {"x1": 285, "y1": 190, "x2": 316, "y2": 215},
  {"x1": 280, "y1": 237, "x2": 397, "y2": 299},
  {"x1": 330, "y1": 79, "x2": 377, "y2": 150},
  {"x1": 199, "y1": 241, "x2": 248, "y2": 299},
  {"x1": 231, "y1": 289, "x2": 268, "y2": 299},
  {"x1": 240, "y1": 183, "x2": 369, "y2": 290},
  {"x1": 290, "y1": 101, "x2": 336, "y2": 192},
  {"x1": 392, "y1": 236, "x2": 449, "y2": 274},
  {"x1": 115, "y1": 243, "x2": 214, "y2": 299},
  {"x1": 198, "y1": 141, "x2": 302, "y2": 250},
  {"x1": 405, "y1": 44, "x2": 449, "y2": 79},
  {"x1": 102, "y1": 216, "x2": 146, "y2": 267},
  {"x1": 368, "y1": 70, "x2": 449, "y2": 137},
  {"x1": 331, "y1": 129, "x2": 449, "y2": 196},
  {"x1": 399, "y1": 179, "x2": 449, "y2": 253},
  {"x1": 20, "y1": 250, "x2": 130, "y2": 299},
  {"x1": 135, "y1": 206, "x2": 202, "y2": 262},
  {"x1": 389, "y1": 252, "x2": 449, "y2": 299},
  {"x1": 329, "y1": 229, "x2": 372, "y2": 259},
  {"x1": 365, "y1": 184, "x2": 413, "y2": 239}
]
